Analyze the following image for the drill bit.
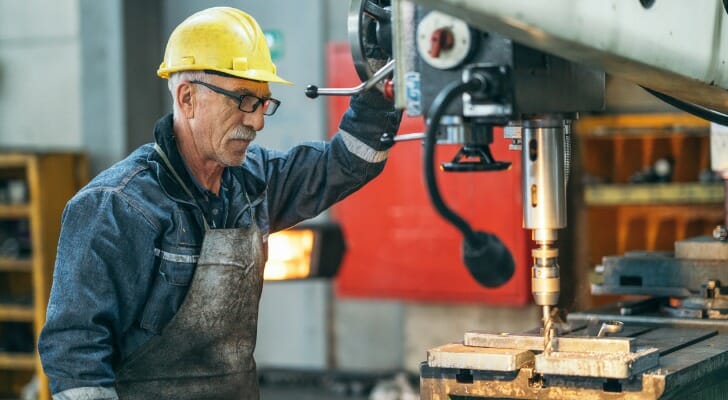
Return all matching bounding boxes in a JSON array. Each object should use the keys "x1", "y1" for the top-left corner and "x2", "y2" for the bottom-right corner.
[
  {"x1": 532, "y1": 245, "x2": 560, "y2": 355},
  {"x1": 543, "y1": 305, "x2": 555, "y2": 355}
]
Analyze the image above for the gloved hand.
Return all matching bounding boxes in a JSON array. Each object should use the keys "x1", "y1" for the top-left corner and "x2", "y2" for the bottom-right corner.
[{"x1": 338, "y1": 89, "x2": 403, "y2": 151}]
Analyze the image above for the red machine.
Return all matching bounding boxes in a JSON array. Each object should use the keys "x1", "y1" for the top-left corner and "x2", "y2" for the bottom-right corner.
[{"x1": 326, "y1": 43, "x2": 530, "y2": 305}]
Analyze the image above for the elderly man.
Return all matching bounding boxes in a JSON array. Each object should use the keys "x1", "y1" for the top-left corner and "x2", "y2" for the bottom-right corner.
[{"x1": 38, "y1": 7, "x2": 400, "y2": 400}]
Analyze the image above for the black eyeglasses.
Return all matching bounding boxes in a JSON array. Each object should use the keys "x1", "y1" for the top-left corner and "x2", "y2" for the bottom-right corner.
[{"x1": 189, "y1": 80, "x2": 281, "y2": 116}]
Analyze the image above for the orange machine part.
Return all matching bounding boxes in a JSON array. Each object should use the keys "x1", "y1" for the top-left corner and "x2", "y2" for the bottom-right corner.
[{"x1": 327, "y1": 43, "x2": 530, "y2": 305}]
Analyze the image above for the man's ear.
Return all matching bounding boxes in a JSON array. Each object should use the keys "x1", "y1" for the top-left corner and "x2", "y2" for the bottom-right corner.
[{"x1": 176, "y1": 81, "x2": 195, "y2": 118}]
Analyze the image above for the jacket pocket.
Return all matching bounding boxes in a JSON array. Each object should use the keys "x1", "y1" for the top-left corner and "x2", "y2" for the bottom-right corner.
[{"x1": 140, "y1": 249, "x2": 198, "y2": 334}]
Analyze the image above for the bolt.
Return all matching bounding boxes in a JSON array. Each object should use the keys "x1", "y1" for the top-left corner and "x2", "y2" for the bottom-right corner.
[{"x1": 713, "y1": 225, "x2": 727, "y2": 241}]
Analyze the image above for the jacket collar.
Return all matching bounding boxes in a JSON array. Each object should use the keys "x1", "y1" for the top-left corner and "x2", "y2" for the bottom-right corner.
[{"x1": 150, "y1": 114, "x2": 266, "y2": 206}]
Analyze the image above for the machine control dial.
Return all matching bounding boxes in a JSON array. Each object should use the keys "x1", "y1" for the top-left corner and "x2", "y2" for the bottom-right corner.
[{"x1": 416, "y1": 11, "x2": 473, "y2": 69}]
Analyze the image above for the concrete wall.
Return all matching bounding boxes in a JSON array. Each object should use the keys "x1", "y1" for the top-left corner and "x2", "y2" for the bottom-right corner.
[
  {"x1": 0, "y1": 0, "x2": 82, "y2": 149},
  {"x1": 78, "y1": 0, "x2": 126, "y2": 172},
  {"x1": 0, "y1": 0, "x2": 131, "y2": 171}
]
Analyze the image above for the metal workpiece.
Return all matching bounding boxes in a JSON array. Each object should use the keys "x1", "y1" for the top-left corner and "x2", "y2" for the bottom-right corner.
[
  {"x1": 464, "y1": 332, "x2": 636, "y2": 353},
  {"x1": 674, "y1": 236, "x2": 728, "y2": 260},
  {"x1": 535, "y1": 347, "x2": 659, "y2": 379},
  {"x1": 427, "y1": 343, "x2": 534, "y2": 371}
]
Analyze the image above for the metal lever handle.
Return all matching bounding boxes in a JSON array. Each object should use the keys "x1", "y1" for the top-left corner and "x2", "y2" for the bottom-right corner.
[
  {"x1": 597, "y1": 320, "x2": 624, "y2": 337},
  {"x1": 378, "y1": 132, "x2": 425, "y2": 148},
  {"x1": 305, "y1": 59, "x2": 395, "y2": 99}
]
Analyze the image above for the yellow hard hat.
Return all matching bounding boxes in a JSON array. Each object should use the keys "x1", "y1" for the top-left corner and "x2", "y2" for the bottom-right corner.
[{"x1": 157, "y1": 7, "x2": 292, "y2": 85}]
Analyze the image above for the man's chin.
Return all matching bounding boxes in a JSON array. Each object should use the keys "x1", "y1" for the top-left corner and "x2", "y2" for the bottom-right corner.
[
  {"x1": 221, "y1": 155, "x2": 246, "y2": 167},
  {"x1": 219, "y1": 147, "x2": 249, "y2": 166}
]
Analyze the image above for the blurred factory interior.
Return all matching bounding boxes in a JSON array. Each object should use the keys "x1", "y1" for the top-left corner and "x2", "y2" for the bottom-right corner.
[{"x1": 0, "y1": 0, "x2": 726, "y2": 399}]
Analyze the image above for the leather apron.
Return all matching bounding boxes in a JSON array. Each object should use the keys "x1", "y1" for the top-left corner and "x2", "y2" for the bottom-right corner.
[{"x1": 115, "y1": 145, "x2": 265, "y2": 399}]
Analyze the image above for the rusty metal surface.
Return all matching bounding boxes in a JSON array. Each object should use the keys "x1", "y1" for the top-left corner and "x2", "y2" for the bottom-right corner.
[
  {"x1": 420, "y1": 364, "x2": 728, "y2": 400},
  {"x1": 421, "y1": 326, "x2": 728, "y2": 399},
  {"x1": 420, "y1": 364, "x2": 668, "y2": 400},
  {"x1": 464, "y1": 331, "x2": 635, "y2": 353},
  {"x1": 427, "y1": 343, "x2": 534, "y2": 371}
]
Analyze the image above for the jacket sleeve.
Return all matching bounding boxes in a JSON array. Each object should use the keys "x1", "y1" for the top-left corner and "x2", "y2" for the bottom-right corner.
[
  {"x1": 38, "y1": 188, "x2": 158, "y2": 398},
  {"x1": 263, "y1": 91, "x2": 402, "y2": 232}
]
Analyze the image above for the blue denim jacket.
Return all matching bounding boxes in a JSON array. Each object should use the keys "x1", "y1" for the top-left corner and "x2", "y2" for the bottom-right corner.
[{"x1": 39, "y1": 93, "x2": 401, "y2": 397}]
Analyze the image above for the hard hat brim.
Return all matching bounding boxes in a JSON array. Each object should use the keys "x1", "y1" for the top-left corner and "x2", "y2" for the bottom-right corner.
[{"x1": 158, "y1": 65, "x2": 294, "y2": 86}]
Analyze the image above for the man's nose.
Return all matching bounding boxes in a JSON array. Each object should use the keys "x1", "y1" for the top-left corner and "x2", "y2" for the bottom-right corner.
[{"x1": 243, "y1": 109, "x2": 265, "y2": 132}]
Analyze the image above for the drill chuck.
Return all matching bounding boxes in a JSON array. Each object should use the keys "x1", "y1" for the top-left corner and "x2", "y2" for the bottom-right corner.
[
  {"x1": 531, "y1": 247, "x2": 560, "y2": 306},
  {"x1": 532, "y1": 266, "x2": 560, "y2": 305}
]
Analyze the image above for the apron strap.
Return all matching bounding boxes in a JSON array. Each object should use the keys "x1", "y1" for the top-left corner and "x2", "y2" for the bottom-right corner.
[
  {"x1": 154, "y1": 143, "x2": 256, "y2": 230},
  {"x1": 154, "y1": 143, "x2": 211, "y2": 232}
]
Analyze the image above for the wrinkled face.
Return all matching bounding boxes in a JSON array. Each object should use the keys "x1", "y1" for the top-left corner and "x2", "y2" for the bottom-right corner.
[{"x1": 189, "y1": 75, "x2": 271, "y2": 166}]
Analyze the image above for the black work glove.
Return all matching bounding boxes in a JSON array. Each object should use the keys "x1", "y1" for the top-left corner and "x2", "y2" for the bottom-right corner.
[{"x1": 338, "y1": 89, "x2": 403, "y2": 151}]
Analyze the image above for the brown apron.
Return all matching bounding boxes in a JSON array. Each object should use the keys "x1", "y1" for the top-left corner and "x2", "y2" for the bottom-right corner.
[{"x1": 115, "y1": 145, "x2": 265, "y2": 399}]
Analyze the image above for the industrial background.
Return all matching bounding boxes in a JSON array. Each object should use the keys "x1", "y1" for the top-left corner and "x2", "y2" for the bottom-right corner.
[{"x1": 0, "y1": 0, "x2": 726, "y2": 399}]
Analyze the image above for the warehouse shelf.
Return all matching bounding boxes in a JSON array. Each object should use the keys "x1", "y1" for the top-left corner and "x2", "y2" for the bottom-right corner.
[
  {"x1": 584, "y1": 182, "x2": 724, "y2": 206},
  {"x1": 0, "y1": 304, "x2": 34, "y2": 322},
  {"x1": 0, "y1": 353, "x2": 35, "y2": 371},
  {"x1": 574, "y1": 113, "x2": 710, "y2": 137},
  {"x1": 0, "y1": 151, "x2": 89, "y2": 400},
  {"x1": 0, "y1": 258, "x2": 32, "y2": 272},
  {"x1": 571, "y1": 113, "x2": 724, "y2": 310},
  {"x1": 0, "y1": 205, "x2": 30, "y2": 219},
  {"x1": 0, "y1": 154, "x2": 32, "y2": 170}
]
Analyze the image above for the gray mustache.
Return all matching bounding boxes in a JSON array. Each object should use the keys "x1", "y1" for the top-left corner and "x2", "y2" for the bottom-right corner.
[{"x1": 230, "y1": 126, "x2": 256, "y2": 141}]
